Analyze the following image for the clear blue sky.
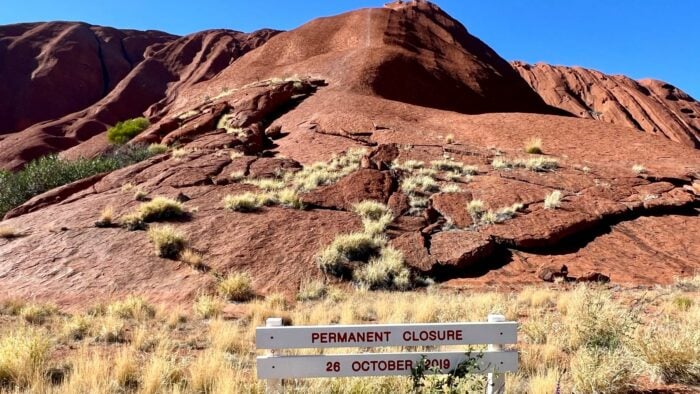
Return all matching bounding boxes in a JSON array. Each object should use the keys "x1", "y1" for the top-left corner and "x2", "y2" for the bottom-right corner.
[{"x1": 3, "y1": 1, "x2": 698, "y2": 98}]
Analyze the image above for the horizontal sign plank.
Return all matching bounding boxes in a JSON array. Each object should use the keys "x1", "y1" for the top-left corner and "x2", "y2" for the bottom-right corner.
[
  {"x1": 256, "y1": 322, "x2": 517, "y2": 349},
  {"x1": 257, "y1": 350, "x2": 518, "y2": 379}
]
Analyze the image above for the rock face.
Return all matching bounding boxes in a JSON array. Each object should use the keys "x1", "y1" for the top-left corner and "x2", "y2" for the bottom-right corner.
[
  {"x1": 513, "y1": 61, "x2": 700, "y2": 148},
  {"x1": 0, "y1": 1, "x2": 698, "y2": 306},
  {"x1": 0, "y1": 25, "x2": 279, "y2": 170},
  {"x1": 0, "y1": 22, "x2": 176, "y2": 135}
]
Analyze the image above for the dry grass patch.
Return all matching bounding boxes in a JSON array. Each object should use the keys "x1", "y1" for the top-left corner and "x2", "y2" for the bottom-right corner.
[
  {"x1": 107, "y1": 296, "x2": 156, "y2": 320},
  {"x1": 570, "y1": 347, "x2": 639, "y2": 393},
  {"x1": 194, "y1": 295, "x2": 223, "y2": 319},
  {"x1": 19, "y1": 303, "x2": 58, "y2": 325},
  {"x1": 223, "y1": 192, "x2": 262, "y2": 212},
  {"x1": 0, "y1": 225, "x2": 20, "y2": 239},
  {"x1": 147, "y1": 143, "x2": 168, "y2": 155},
  {"x1": 138, "y1": 196, "x2": 186, "y2": 222},
  {"x1": 632, "y1": 164, "x2": 647, "y2": 175},
  {"x1": 94, "y1": 205, "x2": 115, "y2": 228},
  {"x1": 526, "y1": 157, "x2": 559, "y2": 172},
  {"x1": 316, "y1": 233, "x2": 383, "y2": 277},
  {"x1": 147, "y1": 225, "x2": 186, "y2": 259},
  {"x1": 0, "y1": 327, "x2": 50, "y2": 388},
  {"x1": 401, "y1": 175, "x2": 439, "y2": 194},
  {"x1": 544, "y1": 190, "x2": 563, "y2": 210},
  {"x1": 353, "y1": 246, "x2": 411, "y2": 290},
  {"x1": 218, "y1": 273, "x2": 254, "y2": 302},
  {"x1": 179, "y1": 248, "x2": 204, "y2": 269},
  {"x1": 525, "y1": 137, "x2": 543, "y2": 154},
  {"x1": 297, "y1": 280, "x2": 328, "y2": 301}
]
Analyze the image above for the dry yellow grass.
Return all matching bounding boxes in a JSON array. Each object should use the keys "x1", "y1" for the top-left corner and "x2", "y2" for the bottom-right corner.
[
  {"x1": 0, "y1": 225, "x2": 20, "y2": 239},
  {"x1": 0, "y1": 282, "x2": 698, "y2": 392}
]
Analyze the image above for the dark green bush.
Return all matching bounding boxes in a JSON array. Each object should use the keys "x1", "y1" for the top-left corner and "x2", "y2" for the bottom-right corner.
[
  {"x1": 0, "y1": 145, "x2": 154, "y2": 217},
  {"x1": 106, "y1": 117, "x2": 150, "y2": 144}
]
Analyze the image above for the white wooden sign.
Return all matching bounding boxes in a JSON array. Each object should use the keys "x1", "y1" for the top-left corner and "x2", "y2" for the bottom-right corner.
[
  {"x1": 256, "y1": 315, "x2": 517, "y2": 394},
  {"x1": 257, "y1": 350, "x2": 518, "y2": 379},
  {"x1": 256, "y1": 321, "x2": 517, "y2": 349}
]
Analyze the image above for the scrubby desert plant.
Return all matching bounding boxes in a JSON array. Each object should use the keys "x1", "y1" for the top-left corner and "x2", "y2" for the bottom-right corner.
[
  {"x1": 316, "y1": 233, "x2": 383, "y2": 277},
  {"x1": 138, "y1": 196, "x2": 185, "y2": 222},
  {"x1": 243, "y1": 178, "x2": 286, "y2": 191},
  {"x1": 632, "y1": 164, "x2": 647, "y2": 175},
  {"x1": 171, "y1": 147, "x2": 190, "y2": 159},
  {"x1": 218, "y1": 273, "x2": 254, "y2": 302},
  {"x1": 0, "y1": 146, "x2": 154, "y2": 217},
  {"x1": 229, "y1": 170, "x2": 246, "y2": 182},
  {"x1": 401, "y1": 175, "x2": 439, "y2": 194},
  {"x1": 19, "y1": 304, "x2": 57, "y2": 325},
  {"x1": 0, "y1": 326, "x2": 51, "y2": 388},
  {"x1": 353, "y1": 200, "x2": 391, "y2": 221},
  {"x1": 107, "y1": 117, "x2": 150, "y2": 144},
  {"x1": 440, "y1": 184, "x2": 462, "y2": 193},
  {"x1": 147, "y1": 143, "x2": 168, "y2": 155},
  {"x1": 120, "y1": 212, "x2": 146, "y2": 231},
  {"x1": 223, "y1": 193, "x2": 262, "y2": 212},
  {"x1": 193, "y1": 295, "x2": 223, "y2": 319},
  {"x1": 525, "y1": 138, "x2": 543, "y2": 154},
  {"x1": 147, "y1": 225, "x2": 186, "y2": 259},
  {"x1": 0, "y1": 225, "x2": 20, "y2": 239},
  {"x1": 445, "y1": 134, "x2": 455, "y2": 144},
  {"x1": 632, "y1": 317, "x2": 700, "y2": 384},
  {"x1": 353, "y1": 247, "x2": 411, "y2": 290},
  {"x1": 467, "y1": 200, "x2": 486, "y2": 222},
  {"x1": 179, "y1": 248, "x2": 204, "y2": 269},
  {"x1": 63, "y1": 314, "x2": 93, "y2": 340},
  {"x1": 570, "y1": 347, "x2": 639, "y2": 393},
  {"x1": 107, "y1": 296, "x2": 156, "y2": 320},
  {"x1": 276, "y1": 188, "x2": 304, "y2": 209},
  {"x1": 526, "y1": 157, "x2": 559, "y2": 172},
  {"x1": 491, "y1": 157, "x2": 511, "y2": 170},
  {"x1": 544, "y1": 190, "x2": 562, "y2": 210},
  {"x1": 297, "y1": 280, "x2": 327, "y2": 301},
  {"x1": 95, "y1": 205, "x2": 115, "y2": 228}
]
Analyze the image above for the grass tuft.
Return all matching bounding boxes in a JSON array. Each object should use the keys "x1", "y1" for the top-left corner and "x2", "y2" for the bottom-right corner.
[
  {"x1": 544, "y1": 190, "x2": 563, "y2": 210},
  {"x1": 138, "y1": 196, "x2": 186, "y2": 222},
  {"x1": 218, "y1": 273, "x2": 254, "y2": 302},
  {"x1": 147, "y1": 225, "x2": 186, "y2": 259},
  {"x1": 525, "y1": 137, "x2": 543, "y2": 154},
  {"x1": 317, "y1": 233, "x2": 383, "y2": 277}
]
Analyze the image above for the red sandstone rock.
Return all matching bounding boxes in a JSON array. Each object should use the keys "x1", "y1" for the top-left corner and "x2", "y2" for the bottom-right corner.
[
  {"x1": 301, "y1": 169, "x2": 396, "y2": 210},
  {"x1": 513, "y1": 61, "x2": 700, "y2": 148},
  {"x1": 0, "y1": 1, "x2": 699, "y2": 308}
]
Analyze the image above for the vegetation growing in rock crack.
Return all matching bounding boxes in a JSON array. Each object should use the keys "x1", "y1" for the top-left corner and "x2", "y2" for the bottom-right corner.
[
  {"x1": 544, "y1": 190, "x2": 563, "y2": 210},
  {"x1": 106, "y1": 117, "x2": 150, "y2": 144}
]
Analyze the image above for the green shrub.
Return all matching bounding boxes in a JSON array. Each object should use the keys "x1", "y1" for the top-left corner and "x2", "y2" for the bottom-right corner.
[
  {"x1": 107, "y1": 117, "x2": 150, "y2": 144},
  {"x1": 0, "y1": 145, "x2": 154, "y2": 217}
]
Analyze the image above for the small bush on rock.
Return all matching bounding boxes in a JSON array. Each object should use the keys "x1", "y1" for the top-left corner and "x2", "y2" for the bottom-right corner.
[
  {"x1": 107, "y1": 117, "x2": 150, "y2": 144},
  {"x1": 147, "y1": 225, "x2": 186, "y2": 259},
  {"x1": 138, "y1": 197, "x2": 186, "y2": 222},
  {"x1": 317, "y1": 233, "x2": 383, "y2": 277}
]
